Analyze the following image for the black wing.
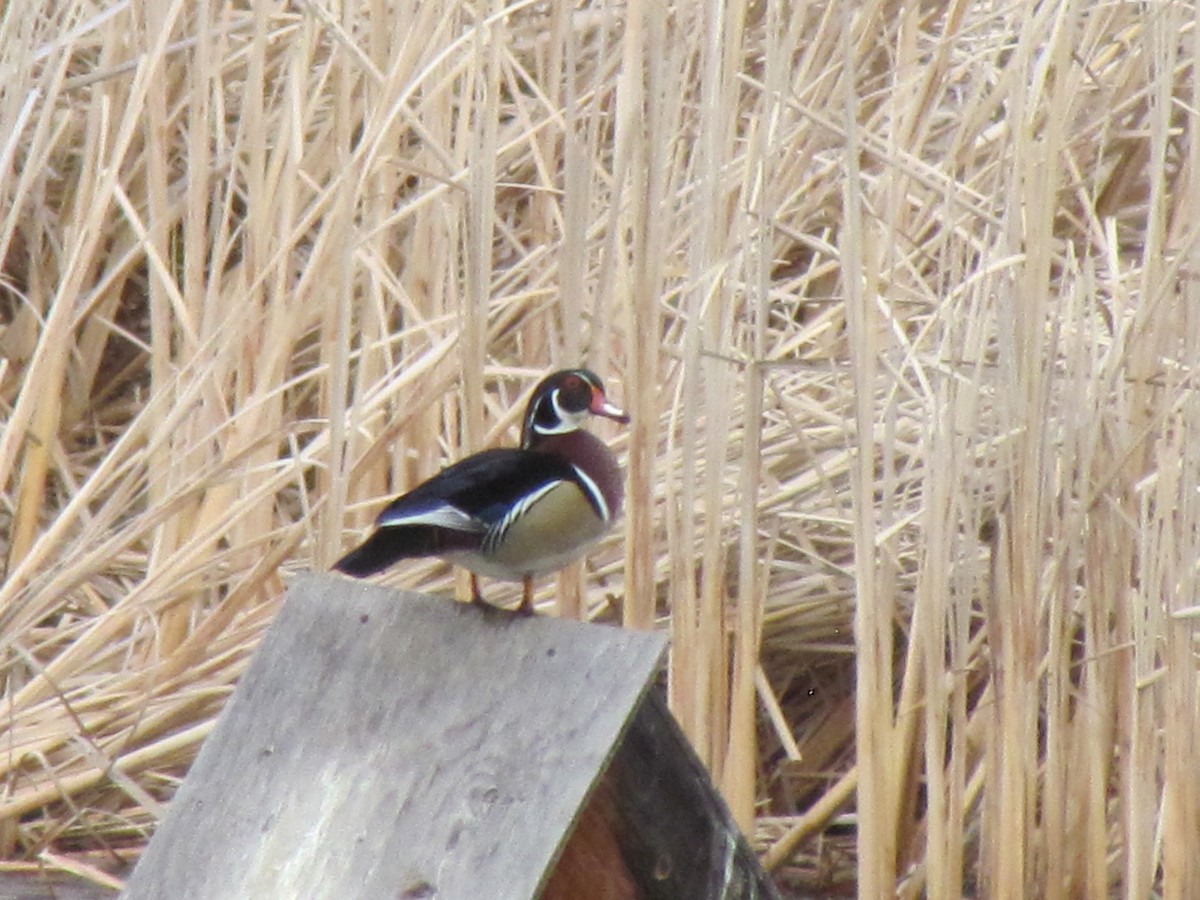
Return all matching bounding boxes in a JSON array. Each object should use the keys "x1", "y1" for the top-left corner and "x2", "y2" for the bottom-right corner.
[
  {"x1": 333, "y1": 449, "x2": 581, "y2": 577},
  {"x1": 374, "y1": 448, "x2": 579, "y2": 529}
]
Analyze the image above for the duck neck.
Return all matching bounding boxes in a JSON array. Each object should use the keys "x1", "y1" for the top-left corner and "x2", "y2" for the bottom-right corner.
[{"x1": 530, "y1": 429, "x2": 624, "y2": 519}]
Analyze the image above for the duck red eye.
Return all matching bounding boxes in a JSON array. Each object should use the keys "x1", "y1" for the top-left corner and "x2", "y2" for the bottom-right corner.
[{"x1": 556, "y1": 375, "x2": 592, "y2": 412}]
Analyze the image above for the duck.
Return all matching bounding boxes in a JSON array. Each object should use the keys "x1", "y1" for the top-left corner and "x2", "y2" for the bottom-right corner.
[{"x1": 333, "y1": 368, "x2": 630, "y2": 614}]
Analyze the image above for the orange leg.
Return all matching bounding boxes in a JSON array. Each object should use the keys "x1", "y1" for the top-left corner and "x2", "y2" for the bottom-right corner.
[
  {"x1": 515, "y1": 576, "x2": 535, "y2": 616},
  {"x1": 469, "y1": 573, "x2": 489, "y2": 608}
]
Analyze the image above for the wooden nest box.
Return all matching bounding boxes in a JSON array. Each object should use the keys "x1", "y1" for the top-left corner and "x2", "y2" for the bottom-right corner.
[{"x1": 123, "y1": 575, "x2": 780, "y2": 899}]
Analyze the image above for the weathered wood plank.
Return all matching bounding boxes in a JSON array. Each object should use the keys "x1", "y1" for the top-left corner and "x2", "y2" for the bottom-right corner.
[
  {"x1": 122, "y1": 574, "x2": 667, "y2": 900},
  {"x1": 0, "y1": 871, "x2": 120, "y2": 900}
]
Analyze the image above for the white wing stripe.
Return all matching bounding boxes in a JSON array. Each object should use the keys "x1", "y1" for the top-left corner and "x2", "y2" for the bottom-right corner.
[{"x1": 378, "y1": 504, "x2": 484, "y2": 532}]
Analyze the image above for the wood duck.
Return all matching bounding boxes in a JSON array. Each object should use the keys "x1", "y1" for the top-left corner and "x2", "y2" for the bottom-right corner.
[{"x1": 333, "y1": 368, "x2": 630, "y2": 614}]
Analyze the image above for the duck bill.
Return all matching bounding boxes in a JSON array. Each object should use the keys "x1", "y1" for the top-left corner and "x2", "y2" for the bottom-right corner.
[{"x1": 590, "y1": 392, "x2": 631, "y2": 424}]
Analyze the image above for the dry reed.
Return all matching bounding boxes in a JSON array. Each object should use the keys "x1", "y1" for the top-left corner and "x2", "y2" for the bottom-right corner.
[{"x1": 1, "y1": 1, "x2": 1198, "y2": 896}]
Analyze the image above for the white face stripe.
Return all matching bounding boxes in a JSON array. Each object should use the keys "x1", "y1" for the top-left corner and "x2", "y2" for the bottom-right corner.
[
  {"x1": 570, "y1": 464, "x2": 610, "y2": 522},
  {"x1": 551, "y1": 388, "x2": 569, "y2": 422},
  {"x1": 531, "y1": 387, "x2": 589, "y2": 436}
]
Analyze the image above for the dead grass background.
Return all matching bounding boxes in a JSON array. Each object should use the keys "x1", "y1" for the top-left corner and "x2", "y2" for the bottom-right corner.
[{"x1": 1, "y1": 0, "x2": 1199, "y2": 896}]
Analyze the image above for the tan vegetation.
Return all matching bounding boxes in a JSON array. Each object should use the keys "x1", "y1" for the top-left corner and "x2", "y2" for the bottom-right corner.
[{"x1": 1, "y1": 0, "x2": 1198, "y2": 895}]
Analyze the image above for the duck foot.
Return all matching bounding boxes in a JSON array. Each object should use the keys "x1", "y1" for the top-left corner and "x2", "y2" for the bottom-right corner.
[
  {"x1": 467, "y1": 574, "x2": 537, "y2": 616},
  {"x1": 469, "y1": 574, "x2": 496, "y2": 610},
  {"x1": 467, "y1": 575, "x2": 514, "y2": 616}
]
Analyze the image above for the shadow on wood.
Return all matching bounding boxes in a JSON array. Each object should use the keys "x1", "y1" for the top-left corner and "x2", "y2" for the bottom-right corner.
[{"x1": 121, "y1": 574, "x2": 779, "y2": 900}]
